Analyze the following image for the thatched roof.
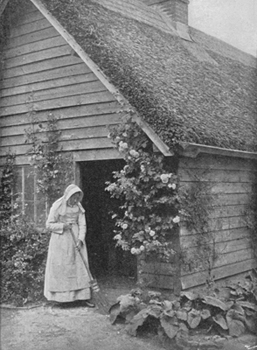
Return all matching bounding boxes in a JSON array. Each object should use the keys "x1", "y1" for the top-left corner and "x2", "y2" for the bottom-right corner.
[{"x1": 4, "y1": 0, "x2": 257, "y2": 152}]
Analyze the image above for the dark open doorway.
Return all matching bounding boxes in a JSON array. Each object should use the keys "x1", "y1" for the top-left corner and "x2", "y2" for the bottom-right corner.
[{"x1": 79, "y1": 159, "x2": 137, "y2": 280}]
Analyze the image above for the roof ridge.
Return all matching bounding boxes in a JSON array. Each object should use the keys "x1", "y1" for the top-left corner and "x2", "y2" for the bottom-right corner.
[
  {"x1": 190, "y1": 27, "x2": 257, "y2": 69},
  {"x1": 91, "y1": 0, "x2": 177, "y2": 36}
]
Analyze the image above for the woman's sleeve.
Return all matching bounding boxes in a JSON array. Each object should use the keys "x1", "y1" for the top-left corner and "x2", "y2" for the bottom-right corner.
[
  {"x1": 46, "y1": 204, "x2": 64, "y2": 234},
  {"x1": 78, "y1": 211, "x2": 87, "y2": 241}
]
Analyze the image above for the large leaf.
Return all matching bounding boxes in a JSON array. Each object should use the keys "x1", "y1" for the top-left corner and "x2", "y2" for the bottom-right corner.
[
  {"x1": 201, "y1": 309, "x2": 211, "y2": 320},
  {"x1": 226, "y1": 309, "x2": 246, "y2": 337},
  {"x1": 176, "y1": 309, "x2": 188, "y2": 321},
  {"x1": 187, "y1": 309, "x2": 201, "y2": 329},
  {"x1": 227, "y1": 308, "x2": 246, "y2": 324},
  {"x1": 109, "y1": 302, "x2": 121, "y2": 324},
  {"x1": 203, "y1": 296, "x2": 228, "y2": 311},
  {"x1": 147, "y1": 305, "x2": 163, "y2": 318},
  {"x1": 232, "y1": 303, "x2": 245, "y2": 316},
  {"x1": 181, "y1": 291, "x2": 198, "y2": 300},
  {"x1": 212, "y1": 314, "x2": 228, "y2": 330},
  {"x1": 162, "y1": 300, "x2": 173, "y2": 311},
  {"x1": 176, "y1": 323, "x2": 189, "y2": 345},
  {"x1": 160, "y1": 315, "x2": 179, "y2": 339},
  {"x1": 125, "y1": 309, "x2": 138, "y2": 323},
  {"x1": 117, "y1": 294, "x2": 138, "y2": 312},
  {"x1": 227, "y1": 319, "x2": 245, "y2": 337},
  {"x1": 237, "y1": 301, "x2": 257, "y2": 312},
  {"x1": 163, "y1": 309, "x2": 175, "y2": 318},
  {"x1": 245, "y1": 316, "x2": 257, "y2": 334},
  {"x1": 126, "y1": 308, "x2": 149, "y2": 336}
]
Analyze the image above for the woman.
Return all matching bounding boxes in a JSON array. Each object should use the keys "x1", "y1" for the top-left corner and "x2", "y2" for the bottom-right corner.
[{"x1": 44, "y1": 184, "x2": 94, "y2": 307}]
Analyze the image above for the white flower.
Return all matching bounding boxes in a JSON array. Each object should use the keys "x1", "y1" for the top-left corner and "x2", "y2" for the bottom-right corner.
[
  {"x1": 168, "y1": 183, "x2": 176, "y2": 189},
  {"x1": 114, "y1": 234, "x2": 122, "y2": 240},
  {"x1": 160, "y1": 174, "x2": 169, "y2": 183},
  {"x1": 118, "y1": 141, "x2": 128, "y2": 152},
  {"x1": 131, "y1": 247, "x2": 136, "y2": 254},
  {"x1": 122, "y1": 223, "x2": 128, "y2": 230},
  {"x1": 140, "y1": 245, "x2": 145, "y2": 251},
  {"x1": 131, "y1": 247, "x2": 142, "y2": 255},
  {"x1": 149, "y1": 230, "x2": 155, "y2": 237},
  {"x1": 173, "y1": 216, "x2": 180, "y2": 223},
  {"x1": 129, "y1": 149, "x2": 139, "y2": 158},
  {"x1": 140, "y1": 165, "x2": 146, "y2": 172}
]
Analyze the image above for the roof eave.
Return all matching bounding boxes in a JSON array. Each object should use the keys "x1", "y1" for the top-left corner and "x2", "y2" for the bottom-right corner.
[{"x1": 178, "y1": 142, "x2": 257, "y2": 160}]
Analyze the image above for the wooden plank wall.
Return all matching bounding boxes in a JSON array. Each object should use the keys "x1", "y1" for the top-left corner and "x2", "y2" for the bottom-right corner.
[
  {"x1": 0, "y1": 2, "x2": 122, "y2": 166},
  {"x1": 178, "y1": 154, "x2": 257, "y2": 290}
]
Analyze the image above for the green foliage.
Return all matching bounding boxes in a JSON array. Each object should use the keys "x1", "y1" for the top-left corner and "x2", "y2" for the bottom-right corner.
[
  {"x1": 0, "y1": 216, "x2": 49, "y2": 306},
  {"x1": 109, "y1": 272, "x2": 257, "y2": 343},
  {"x1": 25, "y1": 113, "x2": 73, "y2": 207},
  {"x1": 105, "y1": 119, "x2": 180, "y2": 261},
  {"x1": 244, "y1": 183, "x2": 257, "y2": 259},
  {"x1": 0, "y1": 153, "x2": 16, "y2": 224},
  {"x1": 179, "y1": 174, "x2": 217, "y2": 286}
]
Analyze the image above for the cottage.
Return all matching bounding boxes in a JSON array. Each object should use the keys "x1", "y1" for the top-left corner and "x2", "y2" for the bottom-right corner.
[{"x1": 0, "y1": 0, "x2": 256, "y2": 291}]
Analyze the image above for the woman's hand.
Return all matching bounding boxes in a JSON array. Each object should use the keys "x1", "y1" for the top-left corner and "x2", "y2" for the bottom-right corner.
[
  {"x1": 63, "y1": 223, "x2": 72, "y2": 230},
  {"x1": 76, "y1": 239, "x2": 83, "y2": 251}
]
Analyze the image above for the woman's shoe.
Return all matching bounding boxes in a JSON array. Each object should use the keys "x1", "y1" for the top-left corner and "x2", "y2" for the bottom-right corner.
[{"x1": 85, "y1": 300, "x2": 95, "y2": 308}]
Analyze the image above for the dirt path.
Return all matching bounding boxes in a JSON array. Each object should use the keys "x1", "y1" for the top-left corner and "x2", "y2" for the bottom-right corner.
[{"x1": 1, "y1": 304, "x2": 164, "y2": 350}]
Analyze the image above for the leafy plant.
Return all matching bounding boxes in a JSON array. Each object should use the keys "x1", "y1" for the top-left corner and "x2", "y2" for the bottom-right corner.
[
  {"x1": 0, "y1": 216, "x2": 49, "y2": 306},
  {"x1": 105, "y1": 118, "x2": 180, "y2": 263},
  {"x1": 244, "y1": 182, "x2": 257, "y2": 259},
  {"x1": 0, "y1": 153, "x2": 16, "y2": 224},
  {"x1": 25, "y1": 113, "x2": 74, "y2": 209},
  {"x1": 109, "y1": 271, "x2": 257, "y2": 343}
]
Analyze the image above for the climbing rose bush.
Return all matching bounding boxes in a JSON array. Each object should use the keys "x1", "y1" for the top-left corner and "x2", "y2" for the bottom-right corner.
[{"x1": 106, "y1": 119, "x2": 180, "y2": 261}]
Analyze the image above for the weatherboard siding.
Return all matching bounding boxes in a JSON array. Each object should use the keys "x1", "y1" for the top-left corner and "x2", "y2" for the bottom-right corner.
[
  {"x1": 138, "y1": 154, "x2": 256, "y2": 291},
  {"x1": 178, "y1": 154, "x2": 256, "y2": 290},
  {"x1": 0, "y1": 3, "x2": 122, "y2": 166}
]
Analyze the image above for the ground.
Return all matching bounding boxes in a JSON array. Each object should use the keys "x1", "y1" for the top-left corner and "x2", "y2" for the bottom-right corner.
[{"x1": 1, "y1": 278, "x2": 257, "y2": 350}]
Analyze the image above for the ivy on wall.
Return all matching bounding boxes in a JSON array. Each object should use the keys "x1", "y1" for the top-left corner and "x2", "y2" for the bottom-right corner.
[
  {"x1": 0, "y1": 153, "x2": 16, "y2": 225},
  {"x1": 25, "y1": 112, "x2": 74, "y2": 211},
  {"x1": 0, "y1": 112, "x2": 74, "y2": 305},
  {"x1": 180, "y1": 173, "x2": 217, "y2": 287},
  {"x1": 244, "y1": 182, "x2": 257, "y2": 259}
]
